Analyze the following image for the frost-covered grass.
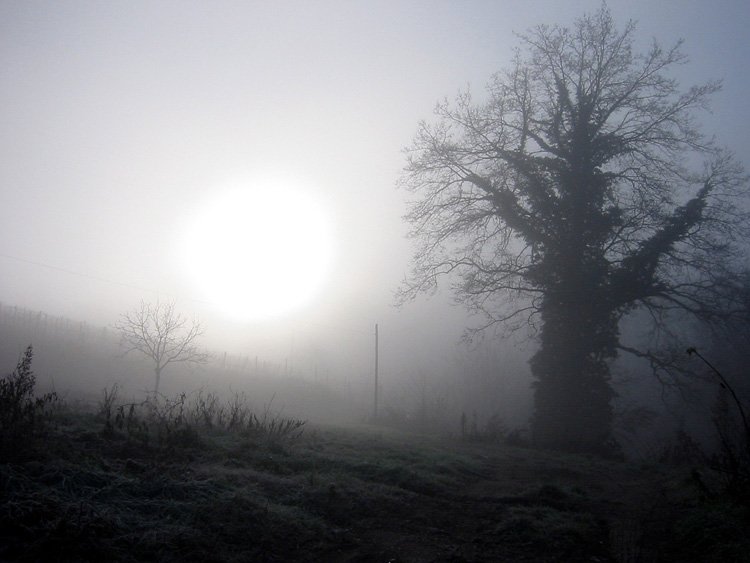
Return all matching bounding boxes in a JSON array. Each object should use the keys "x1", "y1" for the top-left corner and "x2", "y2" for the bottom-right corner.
[{"x1": 2, "y1": 400, "x2": 749, "y2": 561}]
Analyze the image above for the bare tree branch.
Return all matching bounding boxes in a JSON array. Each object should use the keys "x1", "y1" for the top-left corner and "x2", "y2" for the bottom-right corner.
[
  {"x1": 398, "y1": 6, "x2": 749, "y2": 454},
  {"x1": 115, "y1": 300, "x2": 209, "y2": 396}
]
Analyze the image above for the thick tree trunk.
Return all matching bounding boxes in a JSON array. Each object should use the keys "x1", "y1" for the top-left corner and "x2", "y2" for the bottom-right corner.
[{"x1": 530, "y1": 287, "x2": 619, "y2": 456}]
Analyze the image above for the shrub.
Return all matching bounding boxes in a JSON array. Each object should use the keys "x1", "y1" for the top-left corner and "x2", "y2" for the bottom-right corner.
[
  {"x1": 687, "y1": 347, "x2": 750, "y2": 504},
  {"x1": 0, "y1": 345, "x2": 58, "y2": 458},
  {"x1": 710, "y1": 387, "x2": 750, "y2": 505}
]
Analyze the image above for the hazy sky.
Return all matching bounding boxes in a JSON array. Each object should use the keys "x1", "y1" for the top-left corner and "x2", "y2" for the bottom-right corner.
[{"x1": 2, "y1": 1, "x2": 749, "y2": 374}]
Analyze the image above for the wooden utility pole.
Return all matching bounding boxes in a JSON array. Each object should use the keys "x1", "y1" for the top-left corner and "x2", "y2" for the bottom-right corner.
[{"x1": 373, "y1": 323, "x2": 379, "y2": 421}]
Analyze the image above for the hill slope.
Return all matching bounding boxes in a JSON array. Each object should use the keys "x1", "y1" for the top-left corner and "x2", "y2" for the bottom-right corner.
[{"x1": 3, "y1": 405, "x2": 747, "y2": 562}]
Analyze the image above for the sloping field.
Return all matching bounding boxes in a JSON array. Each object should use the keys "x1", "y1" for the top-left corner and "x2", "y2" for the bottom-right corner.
[{"x1": 1, "y1": 412, "x2": 748, "y2": 562}]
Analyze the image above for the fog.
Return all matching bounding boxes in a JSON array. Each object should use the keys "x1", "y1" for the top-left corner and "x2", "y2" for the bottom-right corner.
[{"x1": 2, "y1": 1, "x2": 749, "y2": 443}]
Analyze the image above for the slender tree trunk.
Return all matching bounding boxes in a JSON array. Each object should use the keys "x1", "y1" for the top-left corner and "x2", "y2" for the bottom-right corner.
[{"x1": 153, "y1": 366, "x2": 161, "y2": 397}]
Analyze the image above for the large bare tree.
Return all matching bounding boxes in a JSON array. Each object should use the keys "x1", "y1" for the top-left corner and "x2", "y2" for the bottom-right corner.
[
  {"x1": 399, "y1": 7, "x2": 748, "y2": 454},
  {"x1": 115, "y1": 301, "x2": 209, "y2": 396}
]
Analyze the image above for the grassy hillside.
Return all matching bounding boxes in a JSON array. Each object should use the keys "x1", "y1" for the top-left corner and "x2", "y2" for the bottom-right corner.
[
  {"x1": 1, "y1": 324, "x2": 748, "y2": 561},
  {"x1": 3, "y1": 394, "x2": 749, "y2": 562}
]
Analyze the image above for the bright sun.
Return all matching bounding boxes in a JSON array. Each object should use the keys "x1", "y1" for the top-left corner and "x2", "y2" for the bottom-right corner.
[{"x1": 182, "y1": 180, "x2": 334, "y2": 321}]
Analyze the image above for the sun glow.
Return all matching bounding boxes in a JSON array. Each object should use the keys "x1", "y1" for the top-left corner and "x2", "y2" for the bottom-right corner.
[{"x1": 182, "y1": 179, "x2": 334, "y2": 321}]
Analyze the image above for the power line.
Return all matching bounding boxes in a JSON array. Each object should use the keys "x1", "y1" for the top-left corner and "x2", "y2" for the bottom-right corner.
[{"x1": 0, "y1": 252, "x2": 162, "y2": 295}]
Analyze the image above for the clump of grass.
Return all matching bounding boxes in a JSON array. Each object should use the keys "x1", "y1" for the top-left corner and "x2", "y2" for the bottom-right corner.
[
  {"x1": 98, "y1": 382, "x2": 119, "y2": 433},
  {"x1": 0, "y1": 345, "x2": 58, "y2": 459},
  {"x1": 665, "y1": 501, "x2": 750, "y2": 562},
  {"x1": 493, "y1": 504, "x2": 606, "y2": 559},
  {"x1": 97, "y1": 383, "x2": 151, "y2": 445},
  {"x1": 459, "y1": 411, "x2": 529, "y2": 447},
  {"x1": 97, "y1": 387, "x2": 306, "y2": 449},
  {"x1": 244, "y1": 409, "x2": 306, "y2": 443}
]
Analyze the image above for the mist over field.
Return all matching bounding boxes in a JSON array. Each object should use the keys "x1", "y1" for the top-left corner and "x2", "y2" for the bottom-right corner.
[{"x1": 2, "y1": 1, "x2": 750, "y2": 560}]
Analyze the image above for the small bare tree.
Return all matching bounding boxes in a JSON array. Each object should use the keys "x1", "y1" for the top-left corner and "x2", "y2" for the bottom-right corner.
[{"x1": 115, "y1": 301, "x2": 209, "y2": 396}]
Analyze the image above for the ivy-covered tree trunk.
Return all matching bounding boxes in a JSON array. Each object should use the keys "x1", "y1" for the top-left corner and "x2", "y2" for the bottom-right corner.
[
  {"x1": 525, "y1": 132, "x2": 623, "y2": 452},
  {"x1": 527, "y1": 227, "x2": 619, "y2": 452},
  {"x1": 531, "y1": 296, "x2": 619, "y2": 454}
]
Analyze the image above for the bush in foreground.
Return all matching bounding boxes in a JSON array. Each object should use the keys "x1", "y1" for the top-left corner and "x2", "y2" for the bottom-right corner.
[{"x1": 0, "y1": 345, "x2": 58, "y2": 460}]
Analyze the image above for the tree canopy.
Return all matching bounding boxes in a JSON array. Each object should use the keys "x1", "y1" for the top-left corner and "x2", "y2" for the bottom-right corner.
[{"x1": 399, "y1": 7, "x2": 748, "y2": 454}]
